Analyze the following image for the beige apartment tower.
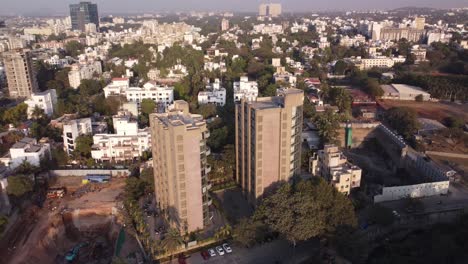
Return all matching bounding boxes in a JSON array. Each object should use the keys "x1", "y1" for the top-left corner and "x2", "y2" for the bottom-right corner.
[
  {"x1": 3, "y1": 49, "x2": 38, "y2": 98},
  {"x1": 235, "y1": 88, "x2": 303, "y2": 204},
  {"x1": 150, "y1": 101, "x2": 211, "y2": 234},
  {"x1": 259, "y1": 3, "x2": 282, "y2": 17}
]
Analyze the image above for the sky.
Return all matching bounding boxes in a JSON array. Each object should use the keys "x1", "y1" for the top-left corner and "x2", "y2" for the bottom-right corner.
[{"x1": 0, "y1": 0, "x2": 466, "y2": 16}]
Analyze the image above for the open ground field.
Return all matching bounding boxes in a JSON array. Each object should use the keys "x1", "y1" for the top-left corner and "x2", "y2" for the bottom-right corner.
[
  {"x1": 0, "y1": 177, "x2": 139, "y2": 264},
  {"x1": 428, "y1": 154, "x2": 468, "y2": 184},
  {"x1": 378, "y1": 100, "x2": 468, "y2": 122}
]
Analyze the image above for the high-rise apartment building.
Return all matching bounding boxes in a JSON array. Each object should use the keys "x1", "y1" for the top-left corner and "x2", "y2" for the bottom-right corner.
[
  {"x1": 3, "y1": 49, "x2": 38, "y2": 98},
  {"x1": 150, "y1": 101, "x2": 212, "y2": 234},
  {"x1": 221, "y1": 18, "x2": 229, "y2": 31},
  {"x1": 69, "y1": 2, "x2": 99, "y2": 32},
  {"x1": 235, "y1": 88, "x2": 303, "y2": 204},
  {"x1": 414, "y1": 17, "x2": 425, "y2": 30},
  {"x1": 259, "y1": 3, "x2": 282, "y2": 17}
]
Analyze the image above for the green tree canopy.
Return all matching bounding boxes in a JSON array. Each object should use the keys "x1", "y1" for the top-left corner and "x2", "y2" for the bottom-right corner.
[
  {"x1": 313, "y1": 109, "x2": 341, "y2": 144},
  {"x1": 7, "y1": 174, "x2": 33, "y2": 197},
  {"x1": 73, "y1": 135, "x2": 94, "y2": 159},
  {"x1": 385, "y1": 107, "x2": 420, "y2": 140},
  {"x1": 254, "y1": 178, "x2": 357, "y2": 245},
  {"x1": 140, "y1": 99, "x2": 156, "y2": 115}
]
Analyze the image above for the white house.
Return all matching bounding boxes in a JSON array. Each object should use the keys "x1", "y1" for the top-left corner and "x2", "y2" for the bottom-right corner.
[
  {"x1": 103, "y1": 78, "x2": 130, "y2": 97},
  {"x1": 91, "y1": 113, "x2": 151, "y2": 162},
  {"x1": 198, "y1": 79, "x2": 226, "y2": 106},
  {"x1": 0, "y1": 137, "x2": 51, "y2": 169},
  {"x1": 24, "y1": 89, "x2": 57, "y2": 117},
  {"x1": 62, "y1": 118, "x2": 92, "y2": 155},
  {"x1": 233, "y1": 76, "x2": 258, "y2": 102},
  {"x1": 68, "y1": 62, "x2": 102, "y2": 88},
  {"x1": 126, "y1": 82, "x2": 174, "y2": 107}
]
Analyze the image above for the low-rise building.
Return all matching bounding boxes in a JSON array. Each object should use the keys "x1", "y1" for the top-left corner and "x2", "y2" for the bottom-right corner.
[
  {"x1": 381, "y1": 84, "x2": 431, "y2": 101},
  {"x1": 198, "y1": 79, "x2": 226, "y2": 106},
  {"x1": 62, "y1": 118, "x2": 92, "y2": 155},
  {"x1": 103, "y1": 78, "x2": 130, "y2": 97},
  {"x1": 68, "y1": 62, "x2": 102, "y2": 88},
  {"x1": 0, "y1": 137, "x2": 51, "y2": 169},
  {"x1": 310, "y1": 145, "x2": 362, "y2": 195},
  {"x1": 91, "y1": 113, "x2": 151, "y2": 162},
  {"x1": 233, "y1": 76, "x2": 258, "y2": 103},
  {"x1": 126, "y1": 82, "x2": 174, "y2": 108},
  {"x1": 24, "y1": 89, "x2": 57, "y2": 118}
]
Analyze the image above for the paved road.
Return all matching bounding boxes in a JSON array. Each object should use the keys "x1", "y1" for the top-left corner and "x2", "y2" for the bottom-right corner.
[{"x1": 183, "y1": 239, "x2": 319, "y2": 264}]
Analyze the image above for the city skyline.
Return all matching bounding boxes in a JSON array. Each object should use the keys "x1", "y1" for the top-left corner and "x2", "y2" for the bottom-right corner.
[{"x1": 0, "y1": 0, "x2": 467, "y2": 16}]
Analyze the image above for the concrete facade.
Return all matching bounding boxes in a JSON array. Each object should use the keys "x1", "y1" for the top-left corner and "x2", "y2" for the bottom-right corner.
[
  {"x1": 3, "y1": 49, "x2": 38, "y2": 98},
  {"x1": 235, "y1": 88, "x2": 303, "y2": 204},
  {"x1": 150, "y1": 101, "x2": 211, "y2": 233},
  {"x1": 310, "y1": 145, "x2": 362, "y2": 195},
  {"x1": 24, "y1": 89, "x2": 57, "y2": 118}
]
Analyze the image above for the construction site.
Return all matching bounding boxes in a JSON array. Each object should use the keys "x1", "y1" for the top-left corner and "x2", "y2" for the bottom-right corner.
[{"x1": 0, "y1": 176, "x2": 139, "y2": 264}]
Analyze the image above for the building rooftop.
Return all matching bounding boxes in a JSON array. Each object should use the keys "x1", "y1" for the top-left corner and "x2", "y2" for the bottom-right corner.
[{"x1": 392, "y1": 84, "x2": 430, "y2": 96}]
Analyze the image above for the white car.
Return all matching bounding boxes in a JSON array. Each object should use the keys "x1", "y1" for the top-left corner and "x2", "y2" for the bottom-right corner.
[
  {"x1": 215, "y1": 246, "x2": 225, "y2": 256},
  {"x1": 208, "y1": 248, "x2": 216, "y2": 257},
  {"x1": 222, "y1": 243, "x2": 232, "y2": 253}
]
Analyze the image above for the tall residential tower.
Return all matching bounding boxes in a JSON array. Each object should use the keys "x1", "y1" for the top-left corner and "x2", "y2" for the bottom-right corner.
[
  {"x1": 235, "y1": 88, "x2": 304, "y2": 204},
  {"x1": 3, "y1": 49, "x2": 38, "y2": 98},
  {"x1": 69, "y1": 2, "x2": 99, "y2": 32},
  {"x1": 150, "y1": 101, "x2": 212, "y2": 233}
]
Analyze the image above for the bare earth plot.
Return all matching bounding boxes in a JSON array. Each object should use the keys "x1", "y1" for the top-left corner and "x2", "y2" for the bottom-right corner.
[
  {"x1": 378, "y1": 100, "x2": 468, "y2": 122},
  {"x1": 0, "y1": 178, "x2": 131, "y2": 264}
]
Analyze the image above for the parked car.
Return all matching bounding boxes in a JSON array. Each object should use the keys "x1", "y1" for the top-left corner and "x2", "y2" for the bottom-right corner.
[
  {"x1": 200, "y1": 250, "x2": 210, "y2": 260},
  {"x1": 208, "y1": 248, "x2": 216, "y2": 257},
  {"x1": 222, "y1": 243, "x2": 232, "y2": 253},
  {"x1": 215, "y1": 246, "x2": 225, "y2": 256}
]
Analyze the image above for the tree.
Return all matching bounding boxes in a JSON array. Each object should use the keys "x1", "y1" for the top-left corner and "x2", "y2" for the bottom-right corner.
[
  {"x1": 328, "y1": 87, "x2": 352, "y2": 113},
  {"x1": 444, "y1": 116, "x2": 464, "y2": 129},
  {"x1": 73, "y1": 135, "x2": 94, "y2": 159},
  {"x1": 314, "y1": 109, "x2": 341, "y2": 144},
  {"x1": 7, "y1": 174, "x2": 33, "y2": 197},
  {"x1": 415, "y1": 94, "x2": 424, "y2": 102},
  {"x1": 2, "y1": 103, "x2": 28, "y2": 126},
  {"x1": 233, "y1": 218, "x2": 268, "y2": 248},
  {"x1": 161, "y1": 228, "x2": 183, "y2": 255},
  {"x1": 65, "y1": 40, "x2": 85, "y2": 57},
  {"x1": 334, "y1": 60, "x2": 347, "y2": 75},
  {"x1": 140, "y1": 99, "x2": 156, "y2": 115},
  {"x1": 0, "y1": 215, "x2": 8, "y2": 233},
  {"x1": 385, "y1": 107, "x2": 420, "y2": 140},
  {"x1": 30, "y1": 106, "x2": 45, "y2": 120},
  {"x1": 254, "y1": 178, "x2": 357, "y2": 246}
]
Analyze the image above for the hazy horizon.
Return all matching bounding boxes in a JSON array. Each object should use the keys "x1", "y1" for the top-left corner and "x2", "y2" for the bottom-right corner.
[{"x1": 0, "y1": 0, "x2": 466, "y2": 16}]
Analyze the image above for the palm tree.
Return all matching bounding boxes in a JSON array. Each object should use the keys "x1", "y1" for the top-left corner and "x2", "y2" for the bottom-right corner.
[
  {"x1": 31, "y1": 105, "x2": 45, "y2": 120},
  {"x1": 161, "y1": 228, "x2": 183, "y2": 257}
]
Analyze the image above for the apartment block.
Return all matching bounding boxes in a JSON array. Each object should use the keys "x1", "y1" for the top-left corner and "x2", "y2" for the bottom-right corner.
[
  {"x1": 63, "y1": 118, "x2": 92, "y2": 155},
  {"x1": 24, "y1": 89, "x2": 57, "y2": 118},
  {"x1": 0, "y1": 137, "x2": 51, "y2": 169},
  {"x1": 233, "y1": 76, "x2": 258, "y2": 103},
  {"x1": 150, "y1": 101, "x2": 212, "y2": 233},
  {"x1": 235, "y1": 88, "x2": 304, "y2": 204},
  {"x1": 91, "y1": 112, "x2": 150, "y2": 162},
  {"x1": 198, "y1": 79, "x2": 226, "y2": 106},
  {"x1": 309, "y1": 145, "x2": 361, "y2": 195},
  {"x1": 126, "y1": 82, "x2": 174, "y2": 108},
  {"x1": 259, "y1": 3, "x2": 282, "y2": 17},
  {"x1": 3, "y1": 49, "x2": 38, "y2": 98}
]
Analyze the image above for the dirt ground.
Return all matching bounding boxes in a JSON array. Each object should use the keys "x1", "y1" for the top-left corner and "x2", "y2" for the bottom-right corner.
[
  {"x1": 428, "y1": 154, "x2": 468, "y2": 183},
  {"x1": 0, "y1": 177, "x2": 133, "y2": 264},
  {"x1": 378, "y1": 100, "x2": 468, "y2": 122}
]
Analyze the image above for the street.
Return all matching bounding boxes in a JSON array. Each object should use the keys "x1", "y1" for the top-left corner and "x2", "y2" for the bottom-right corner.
[{"x1": 182, "y1": 239, "x2": 319, "y2": 264}]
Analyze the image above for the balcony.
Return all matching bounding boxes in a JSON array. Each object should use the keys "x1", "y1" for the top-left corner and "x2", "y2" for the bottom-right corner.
[
  {"x1": 205, "y1": 147, "x2": 211, "y2": 156},
  {"x1": 203, "y1": 131, "x2": 210, "y2": 139},
  {"x1": 205, "y1": 165, "x2": 212, "y2": 174}
]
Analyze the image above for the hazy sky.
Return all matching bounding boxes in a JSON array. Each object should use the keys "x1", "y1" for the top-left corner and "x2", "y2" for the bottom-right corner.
[{"x1": 1, "y1": 0, "x2": 466, "y2": 15}]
